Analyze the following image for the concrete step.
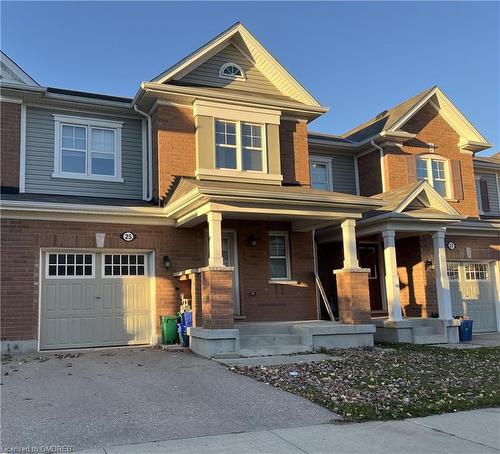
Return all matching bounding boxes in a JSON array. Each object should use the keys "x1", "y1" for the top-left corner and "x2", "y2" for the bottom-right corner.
[
  {"x1": 239, "y1": 334, "x2": 302, "y2": 348},
  {"x1": 413, "y1": 333, "x2": 448, "y2": 344},
  {"x1": 239, "y1": 345, "x2": 312, "y2": 357},
  {"x1": 414, "y1": 326, "x2": 441, "y2": 336},
  {"x1": 236, "y1": 323, "x2": 295, "y2": 335}
]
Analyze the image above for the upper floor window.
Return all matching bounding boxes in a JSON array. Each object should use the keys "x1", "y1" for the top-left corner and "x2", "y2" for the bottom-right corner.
[
  {"x1": 416, "y1": 156, "x2": 448, "y2": 198},
  {"x1": 215, "y1": 119, "x2": 266, "y2": 172},
  {"x1": 219, "y1": 63, "x2": 245, "y2": 81},
  {"x1": 53, "y1": 115, "x2": 123, "y2": 182},
  {"x1": 310, "y1": 159, "x2": 332, "y2": 191}
]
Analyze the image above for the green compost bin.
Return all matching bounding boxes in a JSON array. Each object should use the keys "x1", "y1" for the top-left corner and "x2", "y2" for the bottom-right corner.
[{"x1": 161, "y1": 315, "x2": 178, "y2": 344}]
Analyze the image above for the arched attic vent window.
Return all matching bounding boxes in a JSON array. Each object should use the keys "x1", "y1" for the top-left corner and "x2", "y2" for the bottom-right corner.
[{"x1": 219, "y1": 62, "x2": 246, "y2": 81}]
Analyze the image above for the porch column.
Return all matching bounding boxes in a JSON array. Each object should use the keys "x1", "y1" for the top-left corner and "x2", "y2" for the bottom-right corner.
[
  {"x1": 341, "y1": 219, "x2": 359, "y2": 269},
  {"x1": 207, "y1": 211, "x2": 223, "y2": 267},
  {"x1": 432, "y1": 231, "x2": 453, "y2": 320},
  {"x1": 382, "y1": 230, "x2": 403, "y2": 321}
]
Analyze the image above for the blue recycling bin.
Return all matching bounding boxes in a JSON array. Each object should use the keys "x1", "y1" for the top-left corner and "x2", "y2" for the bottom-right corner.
[
  {"x1": 181, "y1": 312, "x2": 193, "y2": 327},
  {"x1": 459, "y1": 319, "x2": 473, "y2": 342},
  {"x1": 177, "y1": 323, "x2": 189, "y2": 347}
]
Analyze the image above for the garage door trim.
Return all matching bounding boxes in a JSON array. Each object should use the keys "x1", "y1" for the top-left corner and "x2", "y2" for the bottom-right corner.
[{"x1": 38, "y1": 247, "x2": 156, "y2": 351}]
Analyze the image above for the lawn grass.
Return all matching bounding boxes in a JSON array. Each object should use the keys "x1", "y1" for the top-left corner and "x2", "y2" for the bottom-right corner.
[{"x1": 231, "y1": 344, "x2": 500, "y2": 422}]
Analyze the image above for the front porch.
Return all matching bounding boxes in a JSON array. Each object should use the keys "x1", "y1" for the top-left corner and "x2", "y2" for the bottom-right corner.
[
  {"x1": 166, "y1": 178, "x2": 382, "y2": 358},
  {"x1": 317, "y1": 181, "x2": 465, "y2": 344}
]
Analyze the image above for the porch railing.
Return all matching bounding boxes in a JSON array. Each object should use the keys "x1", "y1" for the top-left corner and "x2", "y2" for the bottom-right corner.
[{"x1": 314, "y1": 272, "x2": 335, "y2": 321}]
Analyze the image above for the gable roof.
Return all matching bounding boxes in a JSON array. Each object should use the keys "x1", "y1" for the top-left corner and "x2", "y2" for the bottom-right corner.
[
  {"x1": 364, "y1": 180, "x2": 463, "y2": 221},
  {"x1": 0, "y1": 51, "x2": 39, "y2": 86},
  {"x1": 342, "y1": 86, "x2": 491, "y2": 151},
  {"x1": 150, "y1": 22, "x2": 321, "y2": 107}
]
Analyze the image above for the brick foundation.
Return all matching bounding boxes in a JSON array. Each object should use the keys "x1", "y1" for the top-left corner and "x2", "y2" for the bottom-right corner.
[
  {"x1": 334, "y1": 269, "x2": 371, "y2": 324},
  {"x1": 201, "y1": 267, "x2": 234, "y2": 329}
]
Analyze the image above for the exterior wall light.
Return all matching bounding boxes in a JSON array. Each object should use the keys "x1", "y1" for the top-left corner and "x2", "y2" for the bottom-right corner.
[
  {"x1": 248, "y1": 235, "x2": 257, "y2": 247},
  {"x1": 163, "y1": 255, "x2": 171, "y2": 269},
  {"x1": 425, "y1": 260, "x2": 435, "y2": 271}
]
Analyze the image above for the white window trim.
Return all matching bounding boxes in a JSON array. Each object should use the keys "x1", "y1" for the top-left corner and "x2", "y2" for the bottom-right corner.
[
  {"x1": 416, "y1": 154, "x2": 451, "y2": 199},
  {"x1": 309, "y1": 155, "x2": 333, "y2": 191},
  {"x1": 464, "y1": 262, "x2": 490, "y2": 281},
  {"x1": 214, "y1": 119, "x2": 268, "y2": 174},
  {"x1": 269, "y1": 231, "x2": 291, "y2": 281},
  {"x1": 52, "y1": 114, "x2": 123, "y2": 182},
  {"x1": 101, "y1": 253, "x2": 148, "y2": 278},
  {"x1": 475, "y1": 176, "x2": 484, "y2": 214},
  {"x1": 45, "y1": 252, "x2": 95, "y2": 279},
  {"x1": 219, "y1": 62, "x2": 246, "y2": 81}
]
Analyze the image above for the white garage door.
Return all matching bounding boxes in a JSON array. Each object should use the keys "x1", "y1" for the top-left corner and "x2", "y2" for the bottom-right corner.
[
  {"x1": 40, "y1": 251, "x2": 152, "y2": 350},
  {"x1": 448, "y1": 261, "x2": 498, "y2": 332}
]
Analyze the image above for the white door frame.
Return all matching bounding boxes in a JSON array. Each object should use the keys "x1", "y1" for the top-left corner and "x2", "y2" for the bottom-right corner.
[{"x1": 222, "y1": 230, "x2": 241, "y2": 316}]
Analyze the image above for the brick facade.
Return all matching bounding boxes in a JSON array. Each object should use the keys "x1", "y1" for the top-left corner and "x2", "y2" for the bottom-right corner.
[
  {"x1": 381, "y1": 103, "x2": 479, "y2": 217},
  {"x1": 0, "y1": 102, "x2": 21, "y2": 190},
  {"x1": 358, "y1": 150, "x2": 382, "y2": 196},
  {"x1": 334, "y1": 269, "x2": 371, "y2": 324},
  {"x1": 279, "y1": 120, "x2": 310, "y2": 186},
  {"x1": 0, "y1": 218, "x2": 317, "y2": 341},
  {"x1": 152, "y1": 104, "x2": 196, "y2": 201},
  {"x1": 201, "y1": 268, "x2": 234, "y2": 329}
]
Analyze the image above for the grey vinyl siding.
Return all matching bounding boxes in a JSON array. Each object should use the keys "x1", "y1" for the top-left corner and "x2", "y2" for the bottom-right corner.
[
  {"x1": 310, "y1": 151, "x2": 358, "y2": 195},
  {"x1": 178, "y1": 44, "x2": 284, "y2": 98},
  {"x1": 477, "y1": 171, "x2": 500, "y2": 216},
  {"x1": 25, "y1": 107, "x2": 144, "y2": 199},
  {"x1": 331, "y1": 154, "x2": 357, "y2": 195}
]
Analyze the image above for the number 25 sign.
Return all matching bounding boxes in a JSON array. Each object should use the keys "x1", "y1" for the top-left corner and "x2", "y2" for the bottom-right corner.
[{"x1": 120, "y1": 232, "x2": 137, "y2": 242}]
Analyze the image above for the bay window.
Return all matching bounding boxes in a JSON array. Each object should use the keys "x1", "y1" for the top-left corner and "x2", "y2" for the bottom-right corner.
[
  {"x1": 215, "y1": 119, "x2": 266, "y2": 172},
  {"x1": 416, "y1": 156, "x2": 449, "y2": 197},
  {"x1": 53, "y1": 115, "x2": 123, "y2": 181}
]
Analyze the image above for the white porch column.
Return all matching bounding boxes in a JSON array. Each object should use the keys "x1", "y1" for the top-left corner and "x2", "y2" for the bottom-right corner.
[
  {"x1": 382, "y1": 230, "x2": 403, "y2": 321},
  {"x1": 432, "y1": 231, "x2": 453, "y2": 320},
  {"x1": 207, "y1": 211, "x2": 223, "y2": 267},
  {"x1": 341, "y1": 219, "x2": 359, "y2": 269}
]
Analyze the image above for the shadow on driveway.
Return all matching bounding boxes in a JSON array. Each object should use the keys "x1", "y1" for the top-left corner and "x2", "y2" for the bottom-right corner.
[{"x1": 1, "y1": 348, "x2": 334, "y2": 452}]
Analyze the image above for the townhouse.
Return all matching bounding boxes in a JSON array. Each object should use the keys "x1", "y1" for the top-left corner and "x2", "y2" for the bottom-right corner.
[{"x1": 1, "y1": 23, "x2": 498, "y2": 356}]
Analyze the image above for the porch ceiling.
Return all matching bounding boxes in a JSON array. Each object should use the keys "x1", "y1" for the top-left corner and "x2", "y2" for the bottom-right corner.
[{"x1": 165, "y1": 178, "x2": 384, "y2": 231}]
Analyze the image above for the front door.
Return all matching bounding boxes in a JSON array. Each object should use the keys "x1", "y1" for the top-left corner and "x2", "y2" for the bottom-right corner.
[
  {"x1": 222, "y1": 232, "x2": 241, "y2": 315},
  {"x1": 358, "y1": 245, "x2": 383, "y2": 311}
]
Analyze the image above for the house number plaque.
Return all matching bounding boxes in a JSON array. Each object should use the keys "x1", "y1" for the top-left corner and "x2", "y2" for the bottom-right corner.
[{"x1": 120, "y1": 232, "x2": 137, "y2": 242}]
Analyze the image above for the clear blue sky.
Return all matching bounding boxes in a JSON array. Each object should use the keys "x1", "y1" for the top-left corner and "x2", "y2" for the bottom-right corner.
[{"x1": 2, "y1": 1, "x2": 498, "y2": 153}]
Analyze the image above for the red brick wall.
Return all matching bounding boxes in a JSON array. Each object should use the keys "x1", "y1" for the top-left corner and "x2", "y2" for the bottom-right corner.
[
  {"x1": 224, "y1": 220, "x2": 317, "y2": 322},
  {"x1": 445, "y1": 235, "x2": 500, "y2": 261},
  {"x1": 201, "y1": 268, "x2": 234, "y2": 329},
  {"x1": 383, "y1": 103, "x2": 479, "y2": 217},
  {"x1": 0, "y1": 219, "x2": 205, "y2": 341},
  {"x1": 1, "y1": 102, "x2": 21, "y2": 190},
  {"x1": 357, "y1": 150, "x2": 382, "y2": 196},
  {"x1": 335, "y1": 270, "x2": 371, "y2": 324},
  {"x1": 280, "y1": 120, "x2": 310, "y2": 186},
  {"x1": 1, "y1": 218, "x2": 318, "y2": 340},
  {"x1": 152, "y1": 105, "x2": 196, "y2": 201}
]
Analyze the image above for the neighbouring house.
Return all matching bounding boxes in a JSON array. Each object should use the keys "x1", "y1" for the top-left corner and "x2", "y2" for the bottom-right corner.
[{"x1": 1, "y1": 23, "x2": 498, "y2": 357}]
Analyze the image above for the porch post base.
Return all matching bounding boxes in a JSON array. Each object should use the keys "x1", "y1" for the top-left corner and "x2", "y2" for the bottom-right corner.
[
  {"x1": 200, "y1": 266, "x2": 235, "y2": 329},
  {"x1": 334, "y1": 268, "x2": 371, "y2": 325},
  {"x1": 372, "y1": 318, "x2": 460, "y2": 344},
  {"x1": 188, "y1": 327, "x2": 240, "y2": 358}
]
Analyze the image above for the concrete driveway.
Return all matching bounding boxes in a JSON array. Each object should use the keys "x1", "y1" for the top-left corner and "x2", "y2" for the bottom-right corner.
[{"x1": 1, "y1": 348, "x2": 333, "y2": 452}]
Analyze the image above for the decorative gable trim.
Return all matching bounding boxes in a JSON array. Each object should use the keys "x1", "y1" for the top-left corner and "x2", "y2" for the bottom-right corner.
[
  {"x1": 150, "y1": 22, "x2": 321, "y2": 107},
  {"x1": 395, "y1": 181, "x2": 460, "y2": 216},
  {"x1": 0, "y1": 51, "x2": 39, "y2": 86},
  {"x1": 389, "y1": 87, "x2": 491, "y2": 151}
]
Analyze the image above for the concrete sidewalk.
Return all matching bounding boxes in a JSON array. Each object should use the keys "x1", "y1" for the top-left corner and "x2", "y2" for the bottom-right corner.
[{"x1": 78, "y1": 408, "x2": 500, "y2": 453}]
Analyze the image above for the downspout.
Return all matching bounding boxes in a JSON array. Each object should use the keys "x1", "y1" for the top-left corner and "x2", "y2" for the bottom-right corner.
[
  {"x1": 133, "y1": 105, "x2": 153, "y2": 201},
  {"x1": 371, "y1": 139, "x2": 386, "y2": 192}
]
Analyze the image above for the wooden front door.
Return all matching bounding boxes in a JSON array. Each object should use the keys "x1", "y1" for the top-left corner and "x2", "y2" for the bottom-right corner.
[{"x1": 358, "y1": 245, "x2": 383, "y2": 311}]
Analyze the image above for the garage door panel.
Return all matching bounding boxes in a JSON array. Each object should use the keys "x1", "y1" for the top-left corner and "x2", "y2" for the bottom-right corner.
[{"x1": 40, "y1": 251, "x2": 152, "y2": 350}]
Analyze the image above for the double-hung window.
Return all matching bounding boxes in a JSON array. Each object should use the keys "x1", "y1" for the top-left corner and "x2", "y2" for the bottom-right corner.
[
  {"x1": 310, "y1": 159, "x2": 332, "y2": 191},
  {"x1": 215, "y1": 119, "x2": 266, "y2": 172},
  {"x1": 416, "y1": 156, "x2": 448, "y2": 197},
  {"x1": 53, "y1": 115, "x2": 123, "y2": 181},
  {"x1": 269, "y1": 232, "x2": 291, "y2": 280}
]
